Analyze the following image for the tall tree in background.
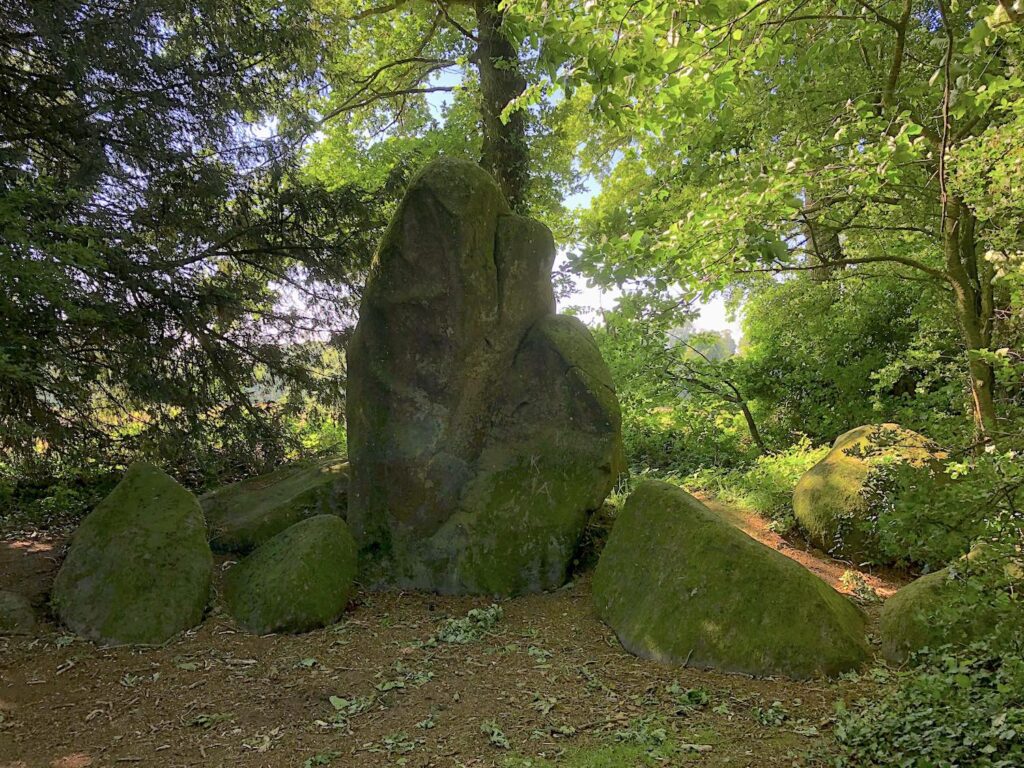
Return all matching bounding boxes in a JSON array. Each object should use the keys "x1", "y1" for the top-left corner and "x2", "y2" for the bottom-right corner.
[
  {"x1": 314, "y1": 0, "x2": 541, "y2": 212},
  {"x1": 513, "y1": 0, "x2": 1024, "y2": 437},
  {"x1": 474, "y1": 0, "x2": 530, "y2": 209},
  {"x1": 1, "y1": 0, "x2": 385, "y2": 471}
]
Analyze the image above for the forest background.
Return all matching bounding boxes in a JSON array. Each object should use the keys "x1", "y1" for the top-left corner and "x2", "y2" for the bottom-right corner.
[{"x1": 2, "y1": 1, "x2": 1023, "y2": 763}]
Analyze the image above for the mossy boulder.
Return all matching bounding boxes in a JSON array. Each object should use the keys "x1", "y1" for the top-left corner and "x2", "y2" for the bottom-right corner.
[
  {"x1": 879, "y1": 569, "x2": 961, "y2": 664},
  {"x1": 52, "y1": 463, "x2": 212, "y2": 645},
  {"x1": 880, "y1": 548, "x2": 1019, "y2": 664},
  {"x1": 224, "y1": 515, "x2": 358, "y2": 635},
  {"x1": 347, "y1": 159, "x2": 623, "y2": 595},
  {"x1": 200, "y1": 456, "x2": 348, "y2": 553},
  {"x1": 593, "y1": 481, "x2": 869, "y2": 679},
  {"x1": 0, "y1": 591, "x2": 36, "y2": 635},
  {"x1": 792, "y1": 423, "x2": 943, "y2": 563}
]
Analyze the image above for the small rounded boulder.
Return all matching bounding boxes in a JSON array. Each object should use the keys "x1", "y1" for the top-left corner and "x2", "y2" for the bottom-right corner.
[
  {"x1": 0, "y1": 591, "x2": 37, "y2": 636},
  {"x1": 224, "y1": 514, "x2": 358, "y2": 635}
]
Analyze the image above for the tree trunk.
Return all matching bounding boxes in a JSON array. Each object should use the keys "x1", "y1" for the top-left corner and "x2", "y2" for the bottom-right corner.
[
  {"x1": 473, "y1": 0, "x2": 529, "y2": 211},
  {"x1": 944, "y1": 199, "x2": 998, "y2": 436},
  {"x1": 738, "y1": 400, "x2": 768, "y2": 455},
  {"x1": 802, "y1": 196, "x2": 845, "y2": 282}
]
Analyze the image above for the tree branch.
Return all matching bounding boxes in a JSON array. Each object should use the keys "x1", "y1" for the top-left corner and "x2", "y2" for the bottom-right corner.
[
  {"x1": 350, "y1": 0, "x2": 411, "y2": 21},
  {"x1": 434, "y1": 0, "x2": 478, "y2": 41},
  {"x1": 850, "y1": 0, "x2": 900, "y2": 29},
  {"x1": 736, "y1": 254, "x2": 949, "y2": 281}
]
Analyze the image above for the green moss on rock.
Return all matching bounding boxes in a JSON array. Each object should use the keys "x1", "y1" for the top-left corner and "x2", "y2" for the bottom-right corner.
[
  {"x1": 0, "y1": 590, "x2": 36, "y2": 636},
  {"x1": 792, "y1": 423, "x2": 943, "y2": 563},
  {"x1": 224, "y1": 515, "x2": 358, "y2": 635},
  {"x1": 879, "y1": 548, "x2": 1013, "y2": 664},
  {"x1": 346, "y1": 159, "x2": 623, "y2": 594},
  {"x1": 879, "y1": 569, "x2": 957, "y2": 664},
  {"x1": 200, "y1": 456, "x2": 348, "y2": 553},
  {"x1": 593, "y1": 480, "x2": 869, "y2": 679},
  {"x1": 52, "y1": 463, "x2": 212, "y2": 645},
  {"x1": 448, "y1": 435, "x2": 610, "y2": 595}
]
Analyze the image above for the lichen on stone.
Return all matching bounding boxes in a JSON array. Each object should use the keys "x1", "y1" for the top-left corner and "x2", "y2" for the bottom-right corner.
[
  {"x1": 224, "y1": 514, "x2": 358, "y2": 635},
  {"x1": 52, "y1": 462, "x2": 212, "y2": 646},
  {"x1": 593, "y1": 480, "x2": 869, "y2": 680}
]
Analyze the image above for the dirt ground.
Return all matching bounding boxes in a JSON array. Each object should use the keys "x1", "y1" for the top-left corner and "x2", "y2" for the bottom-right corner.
[{"x1": 0, "y1": 503, "x2": 906, "y2": 768}]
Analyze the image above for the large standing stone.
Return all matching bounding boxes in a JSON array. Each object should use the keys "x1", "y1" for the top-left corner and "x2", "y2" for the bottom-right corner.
[
  {"x1": 346, "y1": 158, "x2": 624, "y2": 595},
  {"x1": 793, "y1": 423, "x2": 945, "y2": 563},
  {"x1": 200, "y1": 456, "x2": 348, "y2": 553},
  {"x1": 593, "y1": 481, "x2": 869, "y2": 679},
  {"x1": 52, "y1": 463, "x2": 212, "y2": 645}
]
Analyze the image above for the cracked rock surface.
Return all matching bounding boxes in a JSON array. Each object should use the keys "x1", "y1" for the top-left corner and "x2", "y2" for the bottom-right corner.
[{"x1": 347, "y1": 158, "x2": 624, "y2": 595}]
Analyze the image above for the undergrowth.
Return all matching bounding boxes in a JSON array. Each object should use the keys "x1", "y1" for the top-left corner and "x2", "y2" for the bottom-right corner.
[
  {"x1": 834, "y1": 646, "x2": 1024, "y2": 767},
  {"x1": 682, "y1": 438, "x2": 828, "y2": 532},
  {"x1": 432, "y1": 604, "x2": 504, "y2": 645}
]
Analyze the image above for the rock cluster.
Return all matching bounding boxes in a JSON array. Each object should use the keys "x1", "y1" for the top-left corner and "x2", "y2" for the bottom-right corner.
[
  {"x1": 50, "y1": 461, "x2": 359, "y2": 643},
  {"x1": 47, "y1": 159, "x2": 625, "y2": 642}
]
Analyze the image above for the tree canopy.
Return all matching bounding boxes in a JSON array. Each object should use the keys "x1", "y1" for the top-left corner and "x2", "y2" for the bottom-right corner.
[
  {"x1": 1, "y1": 0, "x2": 384, "y2": 471},
  {"x1": 512, "y1": 0, "x2": 1023, "y2": 434}
]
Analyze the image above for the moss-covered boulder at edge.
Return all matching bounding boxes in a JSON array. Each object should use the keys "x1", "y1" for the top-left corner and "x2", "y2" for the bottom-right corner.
[
  {"x1": 792, "y1": 423, "x2": 943, "y2": 563},
  {"x1": 879, "y1": 569, "x2": 962, "y2": 664},
  {"x1": 224, "y1": 514, "x2": 358, "y2": 635},
  {"x1": 879, "y1": 547, "x2": 1018, "y2": 664},
  {"x1": 200, "y1": 456, "x2": 349, "y2": 553},
  {"x1": 51, "y1": 463, "x2": 212, "y2": 646},
  {"x1": 593, "y1": 480, "x2": 869, "y2": 679},
  {"x1": 346, "y1": 158, "x2": 623, "y2": 595},
  {"x1": 0, "y1": 590, "x2": 37, "y2": 635}
]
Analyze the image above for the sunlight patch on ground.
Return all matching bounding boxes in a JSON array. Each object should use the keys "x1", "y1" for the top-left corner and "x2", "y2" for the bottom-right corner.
[{"x1": 4, "y1": 540, "x2": 54, "y2": 554}]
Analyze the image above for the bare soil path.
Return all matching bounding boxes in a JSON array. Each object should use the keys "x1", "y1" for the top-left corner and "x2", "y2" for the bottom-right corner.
[
  {"x1": 0, "y1": 500, "x2": 896, "y2": 768},
  {"x1": 695, "y1": 496, "x2": 909, "y2": 599}
]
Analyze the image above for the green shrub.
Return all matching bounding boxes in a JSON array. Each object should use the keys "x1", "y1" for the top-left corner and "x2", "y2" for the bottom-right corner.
[
  {"x1": 927, "y1": 507, "x2": 1023, "y2": 657},
  {"x1": 684, "y1": 438, "x2": 828, "y2": 529},
  {"x1": 862, "y1": 443, "x2": 1022, "y2": 570},
  {"x1": 0, "y1": 464, "x2": 119, "y2": 535},
  {"x1": 623, "y1": 404, "x2": 754, "y2": 475},
  {"x1": 875, "y1": 444, "x2": 1023, "y2": 659},
  {"x1": 834, "y1": 646, "x2": 1024, "y2": 767},
  {"x1": 0, "y1": 396, "x2": 348, "y2": 535},
  {"x1": 835, "y1": 453, "x2": 1024, "y2": 767},
  {"x1": 859, "y1": 461, "x2": 978, "y2": 569},
  {"x1": 286, "y1": 403, "x2": 347, "y2": 456},
  {"x1": 741, "y1": 273, "x2": 965, "y2": 446}
]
